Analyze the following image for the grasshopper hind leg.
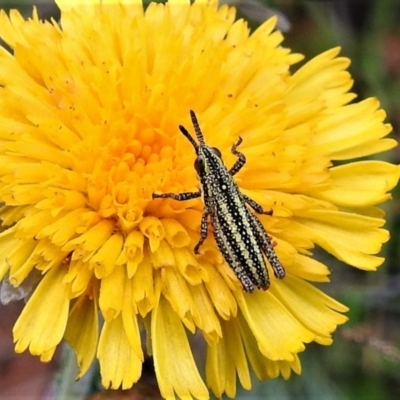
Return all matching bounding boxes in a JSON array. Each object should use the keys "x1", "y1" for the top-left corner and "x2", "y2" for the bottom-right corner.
[{"x1": 249, "y1": 214, "x2": 286, "y2": 280}]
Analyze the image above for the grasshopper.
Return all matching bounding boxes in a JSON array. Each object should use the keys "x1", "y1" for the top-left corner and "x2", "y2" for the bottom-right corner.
[{"x1": 153, "y1": 111, "x2": 285, "y2": 292}]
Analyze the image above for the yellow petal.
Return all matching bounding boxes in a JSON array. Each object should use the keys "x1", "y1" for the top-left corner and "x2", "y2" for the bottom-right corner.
[
  {"x1": 121, "y1": 276, "x2": 143, "y2": 361},
  {"x1": 162, "y1": 218, "x2": 191, "y2": 248},
  {"x1": 98, "y1": 314, "x2": 142, "y2": 390},
  {"x1": 92, "y1": 233, "x2": 124, "y2": 278},
  {"x1": 64, "y1": 296, "x2": 99, "y2": 377},
  {"x1": 328, "y1": 138, "x2": 396, "y2": 160},
  {"x1": 272, "y1": 275, "x2": 348, "y2": 345},
  {"x1": 203, "y1": 262, "x2": 237, "y2": 319},
  {"x1": 316, "y1": 161, "x2": 400, "y2": 207},
  {"x1": 238, "y1": 312, "x2": 302, "y2": 380},
  {"x1": 37, "y1": 209, "x2": 88, "y2": 247},
  {"x1": 40, "y1": 347, "x2": 57, "y2": 362},
  {"x1": 161, "y1": 267, "x2": 196, "y2": 332},
  {"x1": 132, "y1": 255, "x2": 155, "y2": 317},
  {"x1": 151, "y1": 239, "x2": 176, "y2": 269},
  {"x1": 2, "y1": 236, "x2": 37, "y2": 285},
  {"x1": 311, "y1": 98, "x2": 393, "y2": 159},
  {"x1": 118, "y1": 230, "x2": 144, "y2": 277},
  {"x1": 190, "y1": 283, "x2": 222, "y2": 340},
  {"x1": 288, "y1": 47, "x2": 353, "y2": 109},
  {"x1": 0, "y1": 9, "x2": 30, "y2": 48},
  {"x1": 99, "y1": 264, "x2": 125, "y2": 321},
  {"x1": 13, "y1": 267, "x2": 69, "y2": 355},
  {"x1": 174, "y1": 247, "x2": 209, "y2": 285},
  {"x1": 63, "y1": 258, "x2": 93, "y2": 298},
  {"x1": 291, "y1": 253, "x2": 331, "y2": 282},
  {"x1": 206, "y1": 317, "x2": 251, "y2": 399},
  {"x1": 140, "y1": 216, "x2": 165, "y2": 252},
  {"x1": 62, "y1": 220, "x2": 114, "y2": 253},
  {"x1": 152, "y1": 296, "x2": 209, "y2": 400},
  {"x1": 298, "y1": 210, "x2": 388, "y2": 270},
  {"x1": 236, "y1": 290, "x2": 315, "y2": 361}
]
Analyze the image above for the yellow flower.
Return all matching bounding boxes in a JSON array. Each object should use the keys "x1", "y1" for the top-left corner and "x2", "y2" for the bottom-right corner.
[{"x1": 0, "y1": 0, "x2": 398, "y2": 399}]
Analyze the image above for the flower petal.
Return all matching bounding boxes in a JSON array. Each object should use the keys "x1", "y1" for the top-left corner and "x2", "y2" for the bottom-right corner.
[
  {"x1": 238, "y1": 312, "x2": 302, "y2": 380},
  {"x1": 152, "y1": 296, "x2": 209, "y2": 400},
  {"x1": 206, "y1": 317, "x2": 251, "y2": 398},
  {"x1": 64, "y1": 296, "x2": 99, "y2": 377},
  {"x1": 121, "y1": 277, "x2": 143, "y2": 361},
  {"x1": 97, "y1": 315, "x2": 142, "y2": 390},
  {"x1": 235, "y1": 290, "x2": 315, "y2": 361},
  {"x1": 13, "y1": 266, "x2": 69, "y2": 355},
  {"x1": 272, "y1": 275, "x2": 348, "y2": 345},
  {"x1": 312, "y1": 98, "x2": 394, "y2": 159},
  {"x1": 99, "y1": 264, "x2": 125, "y2": 321},
  {"x1": 316, "y1": 161, "x2": 400, "y2": 207},
  {"x1": 297, "y1": 210, "x2": 388, "y2": 269}
]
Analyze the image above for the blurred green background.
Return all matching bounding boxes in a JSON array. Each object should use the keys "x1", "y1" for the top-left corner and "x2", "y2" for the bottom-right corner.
[{"x1": 0, "y1": 1, "x2": 399, "y2": 399}]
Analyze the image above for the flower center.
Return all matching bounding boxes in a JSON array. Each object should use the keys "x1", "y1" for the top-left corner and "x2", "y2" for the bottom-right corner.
[{"x1": 70, "y1": 121, "x2": 189, "y2": 235}]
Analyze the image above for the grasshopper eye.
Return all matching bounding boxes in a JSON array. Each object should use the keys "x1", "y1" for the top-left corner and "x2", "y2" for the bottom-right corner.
[{"x1": 194, "y1": 156, "x2": 205, "y2": 174}]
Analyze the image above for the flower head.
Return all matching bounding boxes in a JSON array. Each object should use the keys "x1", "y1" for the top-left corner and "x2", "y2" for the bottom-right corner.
[{"x1": 0, "y1": 0, "x2": 398, "y2": 399}]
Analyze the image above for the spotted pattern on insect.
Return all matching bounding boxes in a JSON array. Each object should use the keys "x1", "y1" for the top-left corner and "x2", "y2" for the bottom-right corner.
[{"x1": 152, "y1": 110, "x2": 286, "y2": 292}]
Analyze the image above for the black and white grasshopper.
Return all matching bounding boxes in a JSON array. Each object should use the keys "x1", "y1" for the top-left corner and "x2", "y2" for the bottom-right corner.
[{"x1": 153, "y1": 111, "x2": 285, "y2": 292}]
